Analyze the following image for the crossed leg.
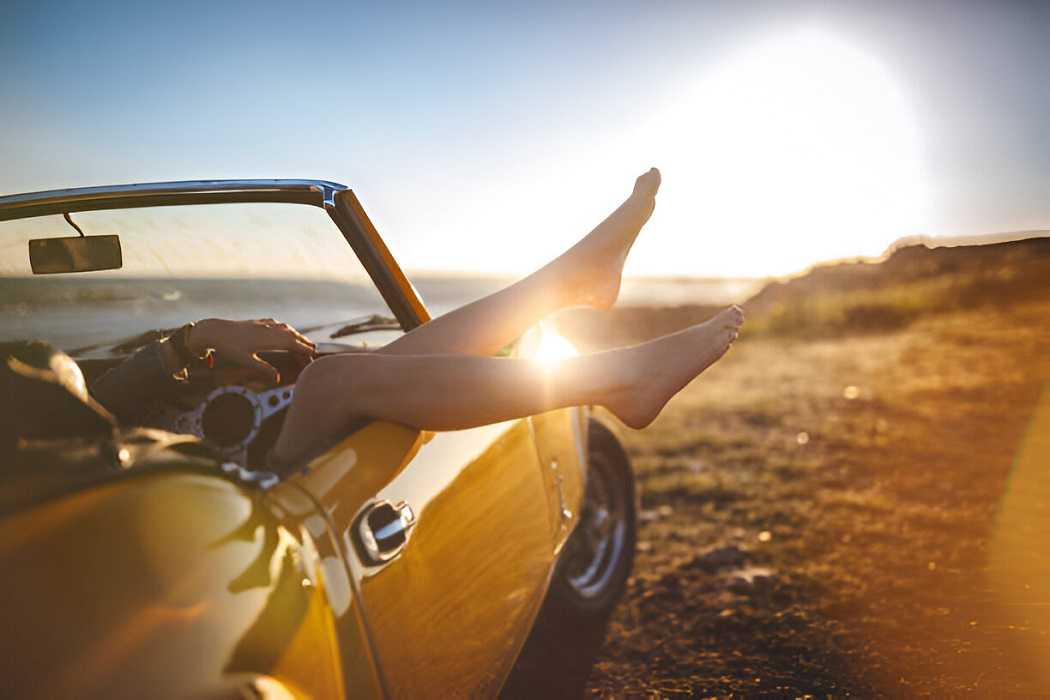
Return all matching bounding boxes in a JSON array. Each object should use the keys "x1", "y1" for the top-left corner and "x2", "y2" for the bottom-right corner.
[
  {"x1": 271, "y1": 169, "x2": 744, "y2": 466},
  {"x1": 380, "y1": 168, "x2": 661, "y2": 358}
]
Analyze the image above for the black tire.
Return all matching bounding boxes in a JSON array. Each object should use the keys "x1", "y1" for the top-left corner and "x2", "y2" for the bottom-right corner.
[
  {"x1": 548, "y1": 418, "x2": 637, "y2": 618},
  {"x1": 501, "y1": 418, "x2": 636, "y2": 699}
]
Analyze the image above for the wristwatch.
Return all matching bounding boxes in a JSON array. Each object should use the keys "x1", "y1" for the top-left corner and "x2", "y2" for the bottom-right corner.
[{"x1": 165, "y1": 322, "x2": 213, "y2": 382}]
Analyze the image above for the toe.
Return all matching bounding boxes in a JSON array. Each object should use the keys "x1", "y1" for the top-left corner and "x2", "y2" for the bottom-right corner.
[
  {"x1": 634, "y1": 168, "x2": 662, "y2": 197},
  {"x1": 715, "y1": 306, "x2": 744, "y2": 328}
]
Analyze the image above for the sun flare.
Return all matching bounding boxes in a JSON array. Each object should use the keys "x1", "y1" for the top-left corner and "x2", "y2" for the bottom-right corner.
[
  {"x1": 525, "y1": 322, "x2": 579, "y2": 370},
  {"x1": 638, "y1": 27, "x2": 928, "y2": 278}
]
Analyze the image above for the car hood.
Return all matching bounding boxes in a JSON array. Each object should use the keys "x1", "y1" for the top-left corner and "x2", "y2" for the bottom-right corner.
[{"x1": 1, "y1": 428, "x2": 221, "y2": 519}]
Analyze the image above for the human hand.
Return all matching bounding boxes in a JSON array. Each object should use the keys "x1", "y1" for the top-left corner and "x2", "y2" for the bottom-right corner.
[{"x1": 188, "y1": 318, "x2": 316, "y2": 384}]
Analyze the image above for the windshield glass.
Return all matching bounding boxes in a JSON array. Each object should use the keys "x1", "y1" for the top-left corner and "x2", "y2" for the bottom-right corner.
[{"x1": 0, "y1": 201, "x2": 402, "y2": 356}]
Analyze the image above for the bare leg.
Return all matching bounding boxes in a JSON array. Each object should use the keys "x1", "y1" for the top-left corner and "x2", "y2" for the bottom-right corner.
[
  {"x1": 272, "y1": 306, "x2": 743, "y2": 465},
  {"x1": 382, "y1": 168, "x2": 661, "y2": 357}
]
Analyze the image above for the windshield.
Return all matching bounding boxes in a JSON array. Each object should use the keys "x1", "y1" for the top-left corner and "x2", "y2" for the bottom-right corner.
[{"x1": 0, "y1": 202, "x2": 402, "y2": 356}]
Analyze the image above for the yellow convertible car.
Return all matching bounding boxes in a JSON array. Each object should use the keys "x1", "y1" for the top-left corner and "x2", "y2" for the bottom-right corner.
[{"x1": 0, "y1": 180, "x2": 636, "y2": 698}]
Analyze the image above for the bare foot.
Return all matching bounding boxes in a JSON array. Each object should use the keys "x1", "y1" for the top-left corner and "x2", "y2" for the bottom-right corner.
[
  {"x1": 605, "y1": 305, "x2": 744, "y2": 428},
  {"x1": 548, "y1": 168, "x2": 661, "y2": 309}
]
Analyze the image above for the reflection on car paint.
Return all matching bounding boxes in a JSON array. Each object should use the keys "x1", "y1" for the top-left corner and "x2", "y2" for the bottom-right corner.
[
  {"x1": 0, "y1": 473, "x2": 363, "y2": 698},
  {"x1": 292, "y1": 418, "x2": 558, "y2": 697}
]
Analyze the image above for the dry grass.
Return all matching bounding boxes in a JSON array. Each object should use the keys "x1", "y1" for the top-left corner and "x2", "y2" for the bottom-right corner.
[{"x1": 570, "y1": 295, "x2": 1050, "y2": 697}]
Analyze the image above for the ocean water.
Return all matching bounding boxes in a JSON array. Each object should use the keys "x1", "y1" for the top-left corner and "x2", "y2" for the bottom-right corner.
[{"x1": 0, "y1": 275, "x2": 761, "y2": 356}]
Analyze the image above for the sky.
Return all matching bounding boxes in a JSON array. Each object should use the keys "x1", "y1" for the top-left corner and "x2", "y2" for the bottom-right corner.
[{"x1": 2, "y1": 0, "x2": 1049, "y2": 278}]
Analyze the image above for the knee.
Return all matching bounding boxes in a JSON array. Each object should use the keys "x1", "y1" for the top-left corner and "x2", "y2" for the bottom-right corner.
[{"x1": 295, "y1": 353, "x2": 375, "y2": 411}]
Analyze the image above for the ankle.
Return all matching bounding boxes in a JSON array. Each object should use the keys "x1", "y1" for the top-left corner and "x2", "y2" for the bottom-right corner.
[
  {"x1": 595, "y1": 346, "x2": 643, "y2": 397},
  {"x1": 534, "y1": 257, "x2": 582, "y2": 308}
]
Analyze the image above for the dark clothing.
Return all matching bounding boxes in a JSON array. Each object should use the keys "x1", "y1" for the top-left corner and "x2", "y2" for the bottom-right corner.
[
  {"x1": 90, "y1": 341, "x2": 175, "y2": 424},
  {"x1": 0, "y1": 340, "x2": 114, "y2": 450}
]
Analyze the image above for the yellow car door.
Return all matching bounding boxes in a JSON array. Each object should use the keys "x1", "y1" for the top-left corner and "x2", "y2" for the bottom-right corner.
[
  {"x1": 529, "y1": 406, "x2": 588, "y2": 551},
  {"x1": 295, "y1": 191, "x2": 563, "y2": 695},
  {"x1": 291, "y1": 417, "x2": 554, "y2": 698}
]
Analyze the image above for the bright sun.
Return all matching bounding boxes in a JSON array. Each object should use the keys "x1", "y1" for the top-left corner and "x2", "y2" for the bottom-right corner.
[{"x1": 637, "y1": 27, "x2": 928, "y2": 278}]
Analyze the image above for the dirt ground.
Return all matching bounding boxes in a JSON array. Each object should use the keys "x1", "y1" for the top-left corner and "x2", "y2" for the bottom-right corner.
[{"x1": 582, "y1": 299, "x2": 1050, "y2": 697}]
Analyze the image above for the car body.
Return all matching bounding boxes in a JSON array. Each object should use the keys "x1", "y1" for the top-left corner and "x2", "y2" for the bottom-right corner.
[{"x1": 0, "y1": 180, "x2": 635, "y2": 698}]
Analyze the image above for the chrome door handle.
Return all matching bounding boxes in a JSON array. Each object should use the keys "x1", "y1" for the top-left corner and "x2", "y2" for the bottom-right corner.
[{"x1": 354, "y1": 500, "x2": 415, "y2": 564}]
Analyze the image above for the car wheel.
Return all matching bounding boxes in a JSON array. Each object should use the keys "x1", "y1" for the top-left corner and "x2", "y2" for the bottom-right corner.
[
  {"x1": 501, "y1": 418, "x2": 636, "y2": 699},
  {"x1": 549, "y1": 417, "x2": 637, "y2": 617}
]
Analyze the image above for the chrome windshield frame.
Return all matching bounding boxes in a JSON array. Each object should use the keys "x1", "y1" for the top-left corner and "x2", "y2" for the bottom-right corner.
[
  {"x1": 0, "y1": 179, "x2": 428, "y2": 330},
  {"x1": 0, "y1": 179, "x2": 346, "y2": 221}
]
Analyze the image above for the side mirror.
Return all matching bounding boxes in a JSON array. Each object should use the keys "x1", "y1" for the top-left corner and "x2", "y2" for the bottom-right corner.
[{"x1": 28, "y1": 234, "x2": 122, "y2": 274}]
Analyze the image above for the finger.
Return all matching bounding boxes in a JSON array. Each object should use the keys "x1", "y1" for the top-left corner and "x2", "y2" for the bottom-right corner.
[
  {"x1": 282, "y1": 337, "x2": 315, "y2": 356},
  {"x1": 265, "y1": 323, "x2": 316, "y2": 352},
  {"x1": 226, "y1": 348, "x2": 282, "y2": 383},
  {"x1": 248, "y1": 354, "x2": 281, "y2": 385},
  {"x1": 283, "y1": 335, "x2": 317, "y2": 357},
  {"x1": 274, "y1": 322, "x2": 315, "y2": 348}
]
